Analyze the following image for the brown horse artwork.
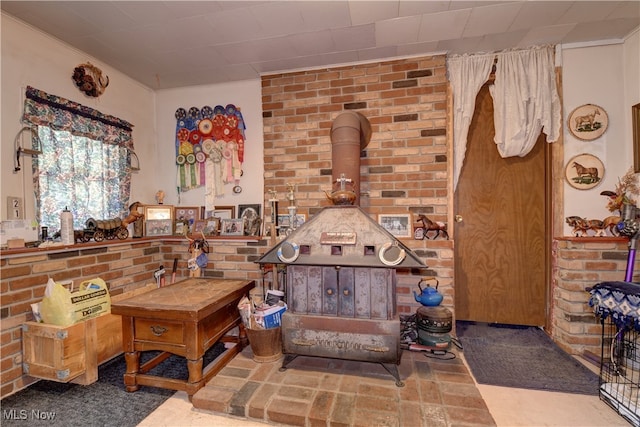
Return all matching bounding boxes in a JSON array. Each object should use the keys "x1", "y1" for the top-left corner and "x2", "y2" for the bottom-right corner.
[
  {"x1": 574, "y1": 108, "x2": 600, "y2": 131},
  {"x1": 416, "y1": 214, "x2": 449, "y2": 240}
]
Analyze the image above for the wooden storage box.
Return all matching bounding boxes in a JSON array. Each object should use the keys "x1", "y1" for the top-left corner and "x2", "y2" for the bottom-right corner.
[
  {"x1": 22, "y1": 320, "x2": 89, "y2": 383},
  {"x1": 22, "y1": 282, "x2": 157, "y2": 384}
]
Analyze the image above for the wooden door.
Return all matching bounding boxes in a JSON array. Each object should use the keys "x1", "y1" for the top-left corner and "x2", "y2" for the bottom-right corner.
[{"x1": 454, "y1": 85, "x2": 547, "y2": 326}]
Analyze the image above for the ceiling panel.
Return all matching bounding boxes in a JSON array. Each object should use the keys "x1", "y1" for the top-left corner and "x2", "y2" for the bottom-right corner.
[{"x1": 1, "y1": 0, "x2": 638, "y2": 89}]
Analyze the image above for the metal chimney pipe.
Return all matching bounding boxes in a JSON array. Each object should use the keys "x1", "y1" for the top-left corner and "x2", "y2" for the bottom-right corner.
[{"x1": 330, "y1": 112, "x2": 371, "y2": 206}]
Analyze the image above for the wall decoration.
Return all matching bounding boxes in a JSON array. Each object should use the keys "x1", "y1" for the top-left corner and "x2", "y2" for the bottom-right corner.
[
  {"x1": 378, "y1": 214, "x2": 412, "y2": 238},
  {"x1": 174, "y1": 105, "x2": 247, "y2": 209},
  {"x1": 144, "y1": 205, "x2": 173, "y2": 220},
  {"x1": 567, "y1": 104, "x2": 608, "y2": 141},
  {"x1": 221, "y1": 218, "x2": 244, "y2": 236},
  {"x1": 210, "y1": 206, "x2": 235, "y2": 220},
  {"x1": 72, "y1": 63, "x2": 109, "y2": 97},
  {"x1": 565, "y1": 153, "x2": 604, "y2": 190},
  {"x1": 145, "y1": 219, "x2": 173, "y2": 236},
  {"x1": 174, "y1": 206, "x2": 201, "y2": 230}
]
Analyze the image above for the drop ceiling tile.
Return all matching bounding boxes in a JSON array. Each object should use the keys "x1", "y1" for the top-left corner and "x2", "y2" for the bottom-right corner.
[
  {"x1": 217, "y1": 37, "x2": 295, "y2": 64},
  {"x1": 437, "y1": 36, "x2": 483, "y2": 55},
  {"x1": 396, "y1": 40, "x2": 440, "y2": 57},
  {"x1": 606, "y1": 1, "x2": 640, "y2": 20},
  {"x1": 509, "y1": 1, "x2": 573, "y2": 31},
  {"x1": 348, "y1": 0, "x2": 399, "y2": 25},
  {"x1": 418, "y1": 9, "x2": 472, "y2": 42},
  {"x1": 474, "y1": 29, "x2": 529, "y2": 52},
  {"x1": 375, "y1": 15, "x2": 421, "y2": 46},
  {"x1": 298, "y1": 1, "x2": 352, "y2": 31},
  {"x1": 330, "y1": 24, "x2": 376, "y2": 51},
  {"x1": 518, "y1": 24, "x2": 576, "y2": 48},
  {"x1": 399, "y1": 1, "x2": 449, "y2": 16},
  {"x1": 290, "y1": 30, "x2": 336, "y2": 56},
  {"x1": 357, "y1": 45, "x2": 399, "y2": 61},
  {"x1": 202, "y1": 8, "x2": 266, "y2": 43},
  {"x1": 248, "y1": 1, "x2": 307, "y2": 38},
  {"x1": 462, "y1": 2, "x2": 524, "y2": 38},
  {"x1": 556, "y1": 1, "x2": 622, "y2": 24},
  {"x1": 562, "y1": 18, "x2": 640, "y2": 43}
]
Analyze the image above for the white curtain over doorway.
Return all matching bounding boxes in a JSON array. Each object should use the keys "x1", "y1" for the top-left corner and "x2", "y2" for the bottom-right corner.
[{"x1": 448, "y1": 45, "x2": 561, "y2": 191}]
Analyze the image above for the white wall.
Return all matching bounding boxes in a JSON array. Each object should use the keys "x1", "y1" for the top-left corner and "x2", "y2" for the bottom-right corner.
[
  {"x1": 560, "y1": 29, "x2": 640, "y2": 235},
  {"x1": 154, "y1": 82, "x2": 264, "y2": 214},
  {"x1": 1, "y1": 13, "x2": 157, "y2": 221}
]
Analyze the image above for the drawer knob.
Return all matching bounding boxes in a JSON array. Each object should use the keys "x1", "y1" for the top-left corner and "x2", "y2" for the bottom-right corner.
[
  {"x1": 150, "y1": 325, "x2": 168, "y2": 336},
  {"x1": 327, "y1": 289, "x2": 334, "y2": 295},
  {"x1": 343, "y1": 289, "x2": 350, "y2": 296}
]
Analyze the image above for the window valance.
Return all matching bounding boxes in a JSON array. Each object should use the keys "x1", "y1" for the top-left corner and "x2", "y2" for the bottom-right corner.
[{"x1": 21, "y1": 86, "x2": 134, "y2": 149}]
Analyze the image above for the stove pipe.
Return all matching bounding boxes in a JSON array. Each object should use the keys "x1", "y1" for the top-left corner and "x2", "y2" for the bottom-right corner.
[{"x1": 330, "y1": 112, "x2": 371, "y2": 206}]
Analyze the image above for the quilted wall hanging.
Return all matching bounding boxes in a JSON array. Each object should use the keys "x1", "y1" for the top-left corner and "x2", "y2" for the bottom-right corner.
[{"x1": 175, "y1": 105, "x2": 246, "y2": 210}]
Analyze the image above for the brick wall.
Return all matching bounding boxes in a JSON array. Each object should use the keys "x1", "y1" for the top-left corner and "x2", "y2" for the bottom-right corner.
[
  {"x1": 261, "y1": 55, "x2": 454, "y2": 314},
  {"x1": 552, "y1": 237, "x2": 638, "y2": 356},
  {"x1": 0, "y1": 238, "x2": 266, "y2": 398}
]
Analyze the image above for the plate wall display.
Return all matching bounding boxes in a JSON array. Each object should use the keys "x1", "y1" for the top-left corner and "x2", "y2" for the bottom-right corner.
[
  {"x1": 567, "y1": 104, "x2": 608, "y2": 141},
  {"x1": 565, "y1": 153, "x2": 605, "y2": 190}
]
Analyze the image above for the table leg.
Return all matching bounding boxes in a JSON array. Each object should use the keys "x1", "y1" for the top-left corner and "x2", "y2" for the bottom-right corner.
[
  {"x1": 123, "y1": 351, "x2": 140, "y2": 392},
  {"x1": 186, "y1": 357, "x2": 204, "y2": 398},
  {"x1": 238, "y1": 322, "x2": 248, "y2": 349}
]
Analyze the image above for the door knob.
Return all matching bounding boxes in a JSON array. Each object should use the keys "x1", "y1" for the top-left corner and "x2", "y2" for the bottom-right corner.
[{"x1": 455, "y1": 215, "x2": 463, "y2": 223}]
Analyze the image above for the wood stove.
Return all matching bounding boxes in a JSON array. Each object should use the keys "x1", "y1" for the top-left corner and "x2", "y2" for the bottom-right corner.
[{"x1": 256, "y1": 205, "x2": 426, "y2": 386}]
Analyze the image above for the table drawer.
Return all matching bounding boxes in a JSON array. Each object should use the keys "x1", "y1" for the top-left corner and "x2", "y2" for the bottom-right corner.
[{"x1": 134, "y1": 318, "x2": 184, "y2": 344}]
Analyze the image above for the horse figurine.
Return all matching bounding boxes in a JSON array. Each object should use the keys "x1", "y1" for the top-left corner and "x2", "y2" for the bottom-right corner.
[
  {"x1": 603, "y1": 216, "x2": 621, "y2": 236},
  {"x1": 417, "y1": 214, "x2": 449, "y2": 240},
  {"x1": 565, "y1": 216, "x2": 609, "y2": 237}
]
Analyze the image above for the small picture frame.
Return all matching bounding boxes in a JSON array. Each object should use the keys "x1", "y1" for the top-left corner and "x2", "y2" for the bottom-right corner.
[
  {"x1": 378, "y1": 214, "x2": 412, "y2": 238},
  {"x1": 203, "y1": 217, "x2": 220, "y2": 236},
  {"x1": 221, "y1": 218, "x2": 244, "y2": 236},
  {"x1": 565, "y1": 153, "x2": 605, "y2": 190},
  {"x1": 277, "y1": 214, "x2": 306, "y2": 235},
  {"x1": 210, "y1": 206, "x2": 235, "y2": 220},
  {"x1": 567, "y1": 104, "x2": 608, "y2": 141},
  {"x1": 144, "y1": 205, "x2": 174, "y2": 221},
  {"x1": 174, "y1": 206, "x2": 201, "y2": 229},
  {"x1": 145, "y1": 219, "x2": 173, "y2": 236},
  {"x1": 174, "y1": 220, "x2": 188, "y2": 236},
  {"x1": 192, "y1": 220, "x2": 207, "y2": 235},
  {"x1": 238, "y1": 204, "x2": 262, "y2": 236}
]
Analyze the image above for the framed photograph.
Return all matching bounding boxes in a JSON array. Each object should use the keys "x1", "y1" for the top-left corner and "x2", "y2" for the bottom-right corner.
[
  {"x1": 378, "y1": 214, "x2": 412, "y2": 238},
  {"x1": 174, "y1": 220, "x2": 188, "y2": 236},
  {"x1": 221, "y1": 218, "x2": 244, "y2": 236},
  {"x1": 238, "y1": 204, "x2": 262, "y2": 236},
  {"x1": 173, "y1": 206, "x2": 201, "y2": 228},
  {"x1": 565, "y1": 153, "x2": 605, "y2": 190},
  {"x1": 145, "y1": 219, "x2": 173, "y2": 236},
  {"x1": 203, "y1": 217, "x2": 220, "y2": 236},
  {"x1": 277, "y1": 214, "x2": 306, "y2": 235},
  {"x1": 144, "y1": 205, "x2": 173, "y2": 221},
  {"x1": 633, "y1": 103, "x2": 640, "y2": 172},
  {"x1": 567, "y1": 104, "x2": 608, "y2": 141},
  {"x1": 192, "y1": 220, "x2": 207, "y2": 235},
  {"x1": 210, "y1": 206, "x2": 235, "y2": 220}
]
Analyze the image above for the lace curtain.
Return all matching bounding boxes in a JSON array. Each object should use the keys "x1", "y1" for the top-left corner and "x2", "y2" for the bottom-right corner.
[
  {"x1": 447, "y1": 46, "x2": 561, "y2": 190},
  {"x1": 21, "y1": 86, "x2": 134, "y2": 229}
]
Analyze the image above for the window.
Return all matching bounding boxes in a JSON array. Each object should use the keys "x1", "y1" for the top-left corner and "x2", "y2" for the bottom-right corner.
[{"x1": 22, "y1": 86, "x2": 134, "y2": 230}]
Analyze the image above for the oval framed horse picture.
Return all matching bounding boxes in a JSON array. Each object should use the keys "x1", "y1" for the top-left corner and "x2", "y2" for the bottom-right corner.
[
  {"x1": 565, "y1": 153, "x2": 605, "y2": 190},
  {"x1": 567, "y1": 104, "x2": 608, "y2": 141}
]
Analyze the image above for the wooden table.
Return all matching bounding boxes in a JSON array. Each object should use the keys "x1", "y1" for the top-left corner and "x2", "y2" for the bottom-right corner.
[{"x1": 111, "y1": 278, "x2": 254, "y2": 398}]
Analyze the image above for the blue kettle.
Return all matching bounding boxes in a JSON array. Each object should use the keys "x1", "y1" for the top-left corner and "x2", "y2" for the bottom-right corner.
[{"x1": 413, "y1": 278, "x2": 443, "y2": 306}]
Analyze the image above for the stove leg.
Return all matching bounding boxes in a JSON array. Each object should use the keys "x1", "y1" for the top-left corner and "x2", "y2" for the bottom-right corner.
[
  {"x1": 279, "y1": 353, "x2": 298, "y2": 372},
  {"x1": 381, "y1": 363, "x2": 404, "y2": 387}
]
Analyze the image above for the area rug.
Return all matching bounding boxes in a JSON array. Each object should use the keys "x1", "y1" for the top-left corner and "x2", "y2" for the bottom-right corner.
[
  {"x1": 456, "y1": 321, "x2": 599, "y2": 395},
  {"x1": 1, "y1": 342, "x2": 226, "y2": 427}
]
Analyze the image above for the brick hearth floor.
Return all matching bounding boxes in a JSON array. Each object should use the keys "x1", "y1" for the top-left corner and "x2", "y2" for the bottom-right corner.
[{"x1": 190, "y1": 345, "x2": 495, "y2": 427}]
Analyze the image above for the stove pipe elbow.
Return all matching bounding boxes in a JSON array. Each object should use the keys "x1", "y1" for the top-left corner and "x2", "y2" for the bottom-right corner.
[{"x1": 330, "y1": 112, "x2": 371, "y2": 206}]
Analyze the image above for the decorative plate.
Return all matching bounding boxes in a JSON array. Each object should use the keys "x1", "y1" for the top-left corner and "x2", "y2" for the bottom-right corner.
[
  {"x1": 567, "y1": 104, "x2": 608, "y2": 141},
  {"x1": 565, "y1": 153, "x2": 605, "y2": 190}
]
